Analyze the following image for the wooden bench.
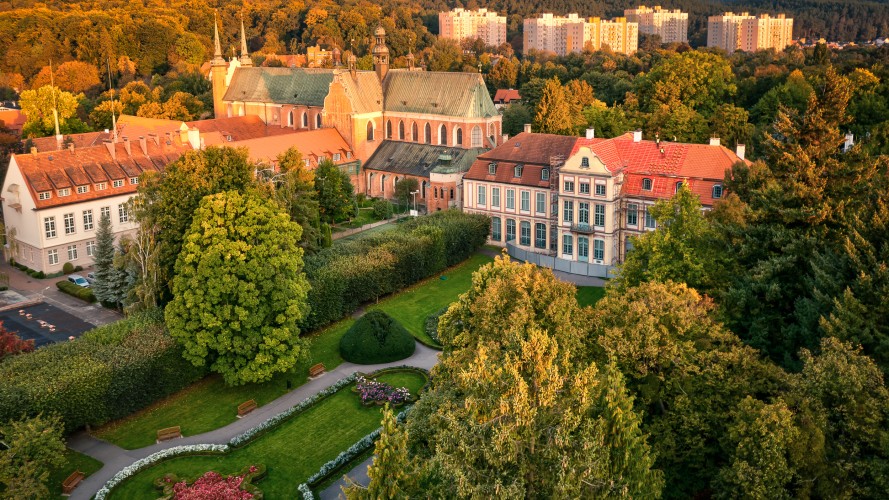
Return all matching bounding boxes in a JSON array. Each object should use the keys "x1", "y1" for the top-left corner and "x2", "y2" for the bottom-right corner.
[
  {"x1": 309, "y1": 363, "x2": 326, "y2": 378},
  {"x1": 61, "y1": 470, "x2": 84, "y2": 495},
  {"x1": 237, "y1": 399, "x2": 257, "y2": 418},
  {"x1": 156, "y1": 426, "x2": 182, "y2": 443}
]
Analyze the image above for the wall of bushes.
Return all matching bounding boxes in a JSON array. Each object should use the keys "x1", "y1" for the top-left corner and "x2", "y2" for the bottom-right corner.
[
  {"x1": 302, "y1": 210, "x2": 489, "y2": 330},
  {"x1": 0, "y1": 310, "x2": 206, "y2": 432}
]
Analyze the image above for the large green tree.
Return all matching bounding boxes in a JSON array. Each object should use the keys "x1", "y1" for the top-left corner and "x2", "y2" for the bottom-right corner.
[
  {"x1": 533, "y1": 77, "x2": 575, "y2": 135},
  {"x1": 314, "y1": 159, "x2": 355, "y2": 223},
  {"x1": 261, "y1": 147, "x2": 322, "y2": 253},
  {"x1": 19, "y1": 85, "x2": 89, "y2": 138},
  {"x1": 635, "y1": 51, "x2": 736, "y2": 116},
  {"x1": 165, "y1": 190, "x2": 310, "y2": 385},
  {"x1": 0, "y1": 414, "x2": 65, "y2": 499}
]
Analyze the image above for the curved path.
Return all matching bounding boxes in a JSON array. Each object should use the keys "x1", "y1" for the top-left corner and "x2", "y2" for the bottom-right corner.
[{"x1": 67, "y1": 342, "x2": 441, "y2": 500}]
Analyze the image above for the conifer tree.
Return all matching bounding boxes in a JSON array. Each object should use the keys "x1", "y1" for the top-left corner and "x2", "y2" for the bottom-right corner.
[
  {"x1": 344, "y1": 406, "x2": 412, "y2": 499},
  {"x1": 92, "y1": 212, "x2": 117, "y2": 304}
]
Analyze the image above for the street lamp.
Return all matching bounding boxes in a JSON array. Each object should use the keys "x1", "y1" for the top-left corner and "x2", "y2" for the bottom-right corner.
[{"x1": 410, "y1": 190, "x2": 419, "y2": 215}]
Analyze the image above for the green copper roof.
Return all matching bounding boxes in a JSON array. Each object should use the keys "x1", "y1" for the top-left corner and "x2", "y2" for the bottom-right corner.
[
  {"x1": 223, "y1": 67, "x2": 335, "y2": 106},
  {"x1": 382, "y1": 70, "x2": 498, "y2": 118}
]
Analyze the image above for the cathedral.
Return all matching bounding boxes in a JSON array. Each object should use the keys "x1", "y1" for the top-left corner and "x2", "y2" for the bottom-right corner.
[{"x1": 210, "y1": 21, "x2": 502, "y2": 208}]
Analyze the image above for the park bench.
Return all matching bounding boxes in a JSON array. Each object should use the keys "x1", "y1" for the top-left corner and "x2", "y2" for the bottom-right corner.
[
  {"x1": 61, "y1": 470, "x2": 84, "y2": 495},
  {"x1": 237, "y1": 399, "x2": 257, "y2": 418},
  {"x1": 309, "y1": 363, "x2": 326, "y2": 378},
  {"x1": 156, "y1": 426, "x2": 182, "y2": 443}
]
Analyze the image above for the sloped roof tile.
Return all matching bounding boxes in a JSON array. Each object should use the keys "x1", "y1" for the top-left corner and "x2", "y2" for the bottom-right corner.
[
  {"x1": 223, "y1": 67, "x2": 335, "y2": 106},
  {"x1": 364, "y1": 141, "x2": 485, "y2": 177},
  {"x1": 382, "y1": 70, "x2": 497, "y2": 118}
]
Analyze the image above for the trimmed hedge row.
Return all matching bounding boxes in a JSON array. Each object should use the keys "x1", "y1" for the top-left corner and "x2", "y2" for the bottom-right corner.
[
  {"x1": 56, "y1": 280, "x2": 97, "y2": 303},
  {"x1": 0, "y1": 310, "x2": 206, "y2": 432},
  {"x1": 302, "y1": 210, "x2": 489, "y2": 330}
]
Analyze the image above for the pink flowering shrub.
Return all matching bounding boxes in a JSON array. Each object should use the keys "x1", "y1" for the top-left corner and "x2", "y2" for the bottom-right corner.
[
  {"x1": 355, "y1": 376, "x2": 411, "y2": 405},
  {"x1": 155, "y1": 464, "x2": 266, "y2": 500}
]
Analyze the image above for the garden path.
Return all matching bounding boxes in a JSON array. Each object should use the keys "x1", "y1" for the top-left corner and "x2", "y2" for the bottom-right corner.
[{"x1": 66, "y1": 343, "x2": 440, "y2": 500}]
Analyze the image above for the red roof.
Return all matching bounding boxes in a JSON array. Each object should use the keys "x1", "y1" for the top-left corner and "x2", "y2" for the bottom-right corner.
[
  {"x1": 186, "y1": 116, "x2": 296, "y2": 146},
  {"x1": 0, "y1": 109, "x2": 26, "y2": 133},
  {"x1": 464, "y1": 132, "x2": 580, "y2": 187},
  {"x1": 31, "y1": 132, "x2": 113, "y2": 152},
  {"x1": 493, "y1": 89, "x2": 521, "y2": 103},
  {"x1": 231, "y1": 128, "x2": 354, "y2": 168}
]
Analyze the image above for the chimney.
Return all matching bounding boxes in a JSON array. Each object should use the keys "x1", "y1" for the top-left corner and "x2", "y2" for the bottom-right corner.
[
  {"x1": 633, "y1": 130, "x2": 642, "y2": 143},
  {"x1": 138, "y1": 136, "x2": 148, "y2": 156},
  {"x1": 501, "y1": 133, "x2": 508, "y2": 144},
  {"x1": 179, "y1": 126, "x2": 188, "y2": 144},
  {"x1": 104, "y1": 128, "x2": 109, "y2": 134},
  {"x1": 709, "y1": 137, "x2": 721, "y2": 147},
  {"x1": 104, "y1": 140, "x2": 116, "y2": 160},
  {"x1": 736, "y1": 144, "x2": 746, "y2": 161},
  {"x1": 187, "y1": 127, "x2": 201, "y2": 150},
  {"x1": 123, "y1": 136, "x2": 131, "y2": 156},
  {"x1": 55, "y1": 134, "x2": 63, "y2": 150},
  {"x1": 585, "y1": 128, "x2": 595, "y2": 140},
  {"x1": 30, "y1": 147, "x2": 37, "y2": 154},
  {"x1": 523, "y1": 123, "x2": 532, "y2": 133},
  {"x1": 844, "y1": 132, "x2": 854, "y2": 152},
  {"x1": 68, "y1": 143, "x2": 74, "y2": 153},
  {"x1": 147, "y1": 133, "x2": 159, "y2": 146}
]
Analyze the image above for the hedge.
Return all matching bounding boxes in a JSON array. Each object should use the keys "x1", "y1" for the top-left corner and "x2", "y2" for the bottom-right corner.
[
  {"x1": 302, "y1": 210, "x2": 489, "y2": 329},
  {"x1": 0, "y1": 310, "x2": 206, "y2": 432},
  {"x1": 339, "y1": 311, "x2": 415, "y2": 364},
  {"x1": 56, "y1": 280, "x2": 97, "y2": 303},
  {"x1": 424, "y1": 306, "x2": 450, "y2": 345}
]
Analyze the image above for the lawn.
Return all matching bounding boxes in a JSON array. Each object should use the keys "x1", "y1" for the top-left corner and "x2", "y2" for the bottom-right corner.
[
  {"x1": 576, "y1": 286, "x2": 606, "y2": 307},
  {"x1": 48, "y1": 448, "x2": 103, "y2": 499},
  {"x1": 92, "y1": 320, "x2": 354, "y2": 450},
  {"x1": 370, "y1": 253, "x2": 494, "y2": 347},
  {"x1": 106, "y1": 371, "x2": 427, "y2": 500}
]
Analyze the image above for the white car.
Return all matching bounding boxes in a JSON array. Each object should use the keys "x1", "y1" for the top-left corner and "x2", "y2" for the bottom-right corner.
[{"x1": 67, "y1": 275, "x2": 90, "y2": 288}]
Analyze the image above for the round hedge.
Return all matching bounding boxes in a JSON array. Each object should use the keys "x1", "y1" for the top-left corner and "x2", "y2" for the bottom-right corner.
[{"x1": 339, "y1": 311, "x2": 416, "y2": 364}]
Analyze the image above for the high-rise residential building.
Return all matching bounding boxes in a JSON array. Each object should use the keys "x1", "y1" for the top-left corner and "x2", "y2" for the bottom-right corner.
[
  {"x1": 439, "y1": 8, "x2": 507, "y2": 48},
  {"x1": 524, "y1": 14, "x2": 638, "y2": 56},
  {"x1": 624, "y1": 5, "x2": 688, "y2": 44},
  {"x1": 708, "y1": 12, "x2": 793, "y2": 53}
]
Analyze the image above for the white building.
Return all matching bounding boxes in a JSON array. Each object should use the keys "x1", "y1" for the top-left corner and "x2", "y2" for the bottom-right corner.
[
  {"x1": 708, "y1": 12, "x2": 793, "y2": 53},
  {"x1": 624, "y1": 5, "x2": 688, "y2": 44},
  {"x1": 438, "y1": 8, "x2": 507, "y2": 48},
  {"x1": 524, "y1": 14, "x2": 638, "y2": 56}
]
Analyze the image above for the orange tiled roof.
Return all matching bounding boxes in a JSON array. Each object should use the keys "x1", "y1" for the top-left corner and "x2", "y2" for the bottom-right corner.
[
  {"x1": 230, "y1": 128, "x2": 354, "y2": 168},
  {"x1": 0, "y1": 109, "x2": 26, "y2": 133},
  {"x1": 493, "y1": 89, "x2": 521, "y2": 103},
  {"x1": 464, "y1": 132, "x2": 582, "y2": 187},
  {"x1": 117, "y1": 115, "x2": 186, "y2": 141},
  {"x1": 31, "y1": 132, "x2": 113, "y2": 152},
  {"x1": 14, "y1": 135, "x2": 191, "y2": 210},
  {"x1": 185, "y1": 116, "x2": 296, "y2": 146}
]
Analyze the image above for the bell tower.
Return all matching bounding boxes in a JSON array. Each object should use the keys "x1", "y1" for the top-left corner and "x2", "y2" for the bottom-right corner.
[
  {"x1": 210, "y1": 13, "x2": 229, "y2": 118},
  {"x1": 372, "y1": 26, "x2": 389, "y2": 82}
]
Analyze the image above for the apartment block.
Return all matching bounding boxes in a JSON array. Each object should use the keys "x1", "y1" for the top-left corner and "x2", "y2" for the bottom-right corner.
[
  {"x1": 624, "y1": 5, "x2": 688, "y2": 44},
  {"x1": 524, "y1": 14, "x2": 638, "y2": 56},
  {"x1": 439, "y1": 8, "x2": 507, "y2": 47},
  {"x1": 708, "y1": 12, "x2": 793, "y2": 53}
]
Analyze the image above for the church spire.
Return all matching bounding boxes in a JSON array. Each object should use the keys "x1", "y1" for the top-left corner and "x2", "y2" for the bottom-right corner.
[
  {"x1": 239, "y1": 15, "x2": 253, "y2": 67},
  {"x1": 212, "y1": 11, "x2": 225, "y2": 66},
  {"x1": 372, "y1": 25, "x2": 389, "y2": 82}
]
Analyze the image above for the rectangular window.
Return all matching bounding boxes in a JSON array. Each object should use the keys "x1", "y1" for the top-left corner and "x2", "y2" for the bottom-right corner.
[
  {"x1": 645, "y1": 206, "x2": 656, "y2": 228},
  {"x1": 580, "y1": 182, "x2": 591, "y2": 195},
  {"x1": 47, "y1": 249, "x2": 58, "y2": 266},
  {"x1": 578, "y1": 236, "x2": 589, "y2": 261},
  {"x1": 579, "y1": 203, "x2": 590, "y2": 224},
  {"x1": 477, "y1": 185, "x2": 486, "y2": 206},
  {"x1": 506, "y1": 219, "x2": 516, "y2": 241},
  {"x1": 520, "y1": 221, "x2": 531, "y2": 246},
  {"x1": 491, "y1": 217, "x2": 501, "y2": 241},
  {"x1": 563, "y1": 200, "x2": 574, "y2": 223},
  {"x1": 492, "y1": 187, "x2": 501, "y2": 208},
  {"x1": 63, "y1": 213, "x2": 76, "y2": 235},
  {"x1": 594, "y1": 183, "x2": 606, "y2": 196},
  {"x1": 318, "y1": 156, "x2": 326, "y2": 163},
  {"x1": 58, "y1": 188, "x2": 71, "y2": 197},
  {"x1": 594, "y1": 204, "x2": 605, "y2": 226},
  {"x1": 520, "y1": 191, "x2": 530, "y2": 211},
  {"x1": 564, "y1": 180, "x2": 575, "y2": 192},
  {"x1": 627, "y1": 204, "x2": 638, "y2": 226},
  {"x1": 95, "y1": 182, "x2": 107, "y2": 191},
  {"x1": 67, "y1": 244, "x2": 78, "y2": 261},
  {"x1": 38, "y1": 192, "x2": 51, "y2": 200},
  {"x1": 86, "y1": 240, "x2": 97, "y2": 257},
  {"x1": 112, "y1": 179, "x2": 124, "y2": 188},
  {"x1": 535, "y1": 223, "x2": 547, "y2": 249},
  {"x1": 100, "y1": 206, "x2": 111, "y2": 220},
  {"x1": 44, "y1": 217, "x2": 57, "y2": 238},
  {"x1": 562, "y1": 234, "x2": 573, "y2": 256},
  {"x1": 76, "y1": 185, "x2": 89, "y2": 194},
  {"x1": 536, "y1": 192, "x2": 546, "y2": 214},
  {"x1": 333, "y1": 153, "x2": 341, "y2": 161},
  {"x1": 83, "y1": 210, "x2": 94, "y2": 231},
  {"x1": 304, "y1": 158, "x2": 311, "y2": 167},
  {"x1": 506, "y1": 189, "x2": 515, "y2": 210},
  {"x1": 594, "y1": 239, "x2": 604, "y2": 261},
  {"x1": 118, "y1": 204, "x2": 129, "y2": 223},
  {"x1": 129, "y1": 177, "x2": 139, "y2": 185}
]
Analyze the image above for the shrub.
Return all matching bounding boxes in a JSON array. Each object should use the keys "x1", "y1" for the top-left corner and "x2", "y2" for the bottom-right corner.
[
  {"x1": 62, "y1": 262, "x2": 74, "y2": 274},
  {"x1": 354, "y1": 376, "x2": 411, "y2": 406},
  {"x1": 154, "y1": 464, "x2": 266, "y2": 500},
  {"x1": 424, "y1": 306, "x2": 450, "y2": 345},
  {"x1": 372, "y1": 199, "x2": 393, "y2": 220},
  {"x1": 56, "y1": 280, "x2": 97, "y2": 303},
  {"x1": 339, "y1": 311, "x2": 415, "y2": 364}
]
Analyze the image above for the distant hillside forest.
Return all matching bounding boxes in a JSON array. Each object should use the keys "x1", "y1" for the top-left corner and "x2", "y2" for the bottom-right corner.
[{"x1": 0, "y1": 0, "x2": 887, "y2": 82}]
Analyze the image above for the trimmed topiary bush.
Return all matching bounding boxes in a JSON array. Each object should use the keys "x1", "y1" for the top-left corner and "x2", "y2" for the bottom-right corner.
[
  {"x1": 62, "y1": 262, "x2": 75, "y2": 274},
  {"x1": 56, "y1": 280, "x2": 97, "y2": 303},
  {"x1": 339, "y1": 311, "x2": 415, "y2": 364}
]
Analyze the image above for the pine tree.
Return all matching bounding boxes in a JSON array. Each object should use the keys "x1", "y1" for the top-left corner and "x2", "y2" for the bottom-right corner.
[
  {"x1": 92, "y1": 212, "x2": 116, "y2": 304},
  {"x1": 344, "y1": 406, "x2": 412, "y2": 499}
]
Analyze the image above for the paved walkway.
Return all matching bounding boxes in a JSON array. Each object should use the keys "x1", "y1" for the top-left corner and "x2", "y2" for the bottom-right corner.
[
  {"x1": 320, "y1": 455, "x2": 374, "y2": 499},
  {"x1": 67, "y1": 342, "x2": 441, "y2": 500}
]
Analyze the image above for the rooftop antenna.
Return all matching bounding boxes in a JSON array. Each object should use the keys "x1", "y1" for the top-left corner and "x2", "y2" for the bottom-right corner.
[
  {"x1": 49, "y1": 60, "x2": 61, "y2": 141},
  {"x1": 107, "y1": 58, "x2": 118, "y2": 142}
]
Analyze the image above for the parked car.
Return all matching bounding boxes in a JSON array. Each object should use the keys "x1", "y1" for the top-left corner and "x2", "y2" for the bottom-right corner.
[
  {"x1": 67, "y1": 275, "x2": 90, "y2": 288},
  {"x1": 86, "y1": 272, "x2": 96, "y2": 284}
]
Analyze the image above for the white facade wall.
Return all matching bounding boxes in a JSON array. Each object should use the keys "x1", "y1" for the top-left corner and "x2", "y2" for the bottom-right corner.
[
  {"x1": 464, "y1": 178, "x2": 554, "y2": 252},
  {"x1": 439, "y1": 8, "x2": 507, "y2": 47},
  {"x1": 625, "y1": 6, "x2": 688, "y2": 44}
]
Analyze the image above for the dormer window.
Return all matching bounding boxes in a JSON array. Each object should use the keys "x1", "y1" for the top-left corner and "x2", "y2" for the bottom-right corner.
[
  {"x1": 642, "y1": 178, "x2": 652, "y2": 191},
  {"x1": 346, "y1": 152, "x2": 352, "y2": 159},
  {"x1": 76, "y1": 185, "x2": 89, "y2": 194},
  {"x1": 581, "y1": 157, "x2": 589, "y2": 168},
  {"x1": 112, "y1": 180, "x2": 124, "y2": 188},
  {"x1": 675, "y1": 181, "x2": 683, "y2": 193},
  {"x1": 95, "y1": 182, "x2": 107, "y2": 191},
  {"x1": 541, "y1": 168, "x2": 550, "y2": 181},
  {"x1": 712, "y1": 184, "x2": 723, "y2": 199},
  {"x1": 38, "y1": 192, "x2": 51, "y2": 200},
  {"x1": 304, "y1": 158, "x2": 311, "y2": 166},
  {"x1": 333, "y1": 153, "x2": 341, "y2": 161},
  {"x1": 488, "y1": 162, "x2": 496, "y2": 175},
  {"x1": 514, "y1": 165, "x2": 523, "y2": 178},
  {"x1": 318, "y1": 155, "x2": 326, "y2": 163},
  {"x1": 130, "y1": 177, "x2": 139, "y2": 185},
  {"x1": 57, "y1": 188, "x2": 71, "y2": 197}
]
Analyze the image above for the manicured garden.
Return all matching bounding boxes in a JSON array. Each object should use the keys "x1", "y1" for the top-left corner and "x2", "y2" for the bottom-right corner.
[
  {"x1": 48, "y1": 448, "x2": 103, "y2": 499},
  {"x1": 104, "y1": 370, "x2": 427, "y2": 499}
]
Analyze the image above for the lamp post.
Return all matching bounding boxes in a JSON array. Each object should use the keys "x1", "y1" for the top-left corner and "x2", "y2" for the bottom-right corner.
[{"x1": 410, "y1": 190, "x2": 419, "y2": 215}]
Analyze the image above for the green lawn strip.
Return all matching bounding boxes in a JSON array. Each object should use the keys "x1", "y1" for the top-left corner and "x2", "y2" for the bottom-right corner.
[
  {"x1": 106, "y1": 374, "x2": 424, "y2": 500},
  {"x1": 92, "y1": 320, "x2": 353, "y2": 450},
  {"x1": 576, "y1": 286, "x2": 606, "y2": 307},
  {"x1": 311, "y1": 446, "x2": 375, "y2": 496},
  {"x1": 48, "y1": 448, "x2": 103, "y2": 499},
  {"x1": 369, "y1": 253, "x2": 494, "y2": 347}
]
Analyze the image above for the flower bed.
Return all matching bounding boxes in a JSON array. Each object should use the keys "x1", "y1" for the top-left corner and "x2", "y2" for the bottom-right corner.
[
  {"x1": 354, "y1": 376, "x2": 411, "y2": 406},
  {"x1": 154, "y1": 463, "x2": 266, "y2": 500}
]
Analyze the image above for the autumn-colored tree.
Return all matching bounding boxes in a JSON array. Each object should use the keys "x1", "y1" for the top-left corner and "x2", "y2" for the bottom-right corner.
[
  {"x1": 533, "y1": 78, "x2": 574, "y2": 135},
  {"x1": 19, "y1": 85, "x2": 89, "y2": 138},
  {"x1": 488, "y1": 56, "x2": 518, "y2": 90},
  {"x1": 0, "y1": 321, "x2": 34, "y2": 359},
  {"x1": 30, "y1": 61, "x2": 101, "y2": 94}
]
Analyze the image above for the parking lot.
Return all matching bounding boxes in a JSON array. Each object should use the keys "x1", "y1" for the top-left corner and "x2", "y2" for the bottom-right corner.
[{"x1": 0, "y1": 302, "x2": 95, "y2": 347}]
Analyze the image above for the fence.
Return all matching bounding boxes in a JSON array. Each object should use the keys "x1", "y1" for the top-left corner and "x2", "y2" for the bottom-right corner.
[
  {"x1": 505, "y1": 242, "x2": 615, "y2": 278},
  {"x1": 331, "y1": 215, "x2": 410, "y2": 241}
]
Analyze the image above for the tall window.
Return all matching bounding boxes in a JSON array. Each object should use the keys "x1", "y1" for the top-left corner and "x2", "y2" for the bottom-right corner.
[
  {"x1": 594, "y1": 204, "x2": 605, "y2": 226},
  {"x1": 471, "y1": 125, "x2": 482, "y2": 147},
  {"x1": 412, "y1": 122, "x2": 418, "y2": 142},
  {"x1": 578, "y1": 236, "x2": 589, "y2": 261},
  {"x1": 520, "y1": 191, "x2": 530, "y2": 211},
  {"x1": 712, "y1": 185, "x2": 723, "y2": 199},
  {"x1": 477, "y1": 185, "x2": 486, "y2": 206},
  {"x1": 541, "y1": 168, "x2": 550, "y2": 181},
  {"x1": 398, "y1": 121, "x2": 405, "y2": 140},
  {"x1": 491, "y1": 217, "x2": 501, "y2": 241},
  {"x1": 579, "y1": 203, "x2": 590, "y2": 224},
  {"x1": 536, "y1": 192, "x2": 546, "y2": 214},
  {"x1": 506, "y1": 189, "x2": 515, "y2": 210},
  {"x1": 595, "y1": 183, "x2": 606, "y2": 196},
  {"x1": 580, "y1": 182, "x2": 591, "y2": 195},
  {"x1": 675, "y1": 181, "x2": 683, "y2": 193},
  {"x1": 581, "y1": 157, "x2": 589, "y2": 167},
  {"x1": 626, "y1": 203, "x2": 638, "y2": 226},
  {"x1": 520, "y1": 221, "x2": 531, "y2": 246},
  {"x1": 302, "y1": 112, "x2": 308, "y2": 128},
  {"x1": 593, "y1": 239, "x2": 604, "y2": 261},
  {"x1": 439, "y1": 124, "x2": 447, "y2": 145},
  {"x1": 562, "y1": 234, "x2": 573, "y2": 256},
  {"x1": 63, "y1": 213, "x2": 76, "y2": 235},
  {"x1": 47, "y1": 249, "x2": 59, "y2": 266},
  {"x1": 492, "y1": 187, "x2": 501, "y2": 208},
  {"x1": 424, "y1": 123, "x2": 431, "y2": 143},
  {"x1": 506, "y1": 219, "x2": 516, "y2": 241},
  {"x1": 316, "y1": 114, "x2": 322, "y2": 128},
  {"x1": 67, "y1": 244, "x2": 78, "y2": 261},
  {"x1": 86, "y1": 240, "x2": 97, "y2": 257},
  {"x1": 44, "y1": 217, "x2": 57, "y2": 238},
  {"x1": 367, "y1": 121, "x2": 375, "y2": 141},
  {"x1": 642, "y1": 178, "x2": 652, "y2": 191},
  {"x1": 100, "y1": 206, "x2": 110, "y2": 220},
  {"x1": 563, "y1": 200, "x2": 574, "y2": 223},
  {"x1": 386, "y1": 120, "x2": 392, "y2": 139},
  {"x1": 454, "y1": 127, "x2": 463, "y2": 146},
  {"x1": 645, "y1": 206, "x2": 656, "y2": 228},
  {"x1": 118, "y1": 204, "x2": 129, "y2": 223},
  {"x1": 534, "y1": 223, "x2": 547, "y2": 249},
  {"x1": 288, "y1": 110, "x2": 294, "y2": 126},
  {"x1": 83, "y1": 210, "x2": 94, "y2": 231}
]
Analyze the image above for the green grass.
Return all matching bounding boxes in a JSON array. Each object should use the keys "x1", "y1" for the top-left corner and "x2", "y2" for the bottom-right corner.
[
  {"x1": 369, "y1": 253, "x2": 494, "y2": 346},
  {"x1": 48, "y1": 448, "x2": 103, "y2": 499},
  {"x1": 92, "y1": 321, "x2": 353, "y2": 450},
  {"x1": 373, "y1": 370, "x2": 428, "y2": 395},
  {"x1": 576, "y1": 286, "x2": 606, "y2": 308},
  {"x1": 106, "y1": 375, "x2": 420, "y2": 500}
]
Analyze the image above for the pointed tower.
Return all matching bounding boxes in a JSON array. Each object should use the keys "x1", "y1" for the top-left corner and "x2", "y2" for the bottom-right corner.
[
  {"x1": 372, "y1": 26, "x2": 389, "y2": 82},
  {"x1": 211, "y1": 12, "x2": 229, "y2": 118},
  {"x1": 239, "y1": 16, "x2": 253, "y2": 67}
]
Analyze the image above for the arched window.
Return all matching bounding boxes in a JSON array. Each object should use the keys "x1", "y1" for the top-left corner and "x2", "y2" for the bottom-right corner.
[
  {"x1": 238, "y1": 105, "x2": 245, "y2": 117},
  {"x1": 287, "y1": 110, "x2": 294, "y2": 127},
  {"x1": 454, "y1": 127, "x2": 463, "y2": 146},
  {"x1": 439, "y1": 124, "x2": 447, "y2": 145},
  {"x1": 367, "y1": 121, "x2": 375, "y2": 141},
  {"x1": 641, "y1": 178, "x2": 652, "y2": 191},
  {"x1": 302, "y1": 112, "x2": 308, "y2": 128},
  {"x1": 316, "y1": 113, "x2": 322, "y2": 129},
  {"x1": 421, "y1": 180, "x2": 427, "y2": 198},
  {"x1": 424, "y1": 123, "x2": 431, "y2": 144},
  {"x1": 471, "y1": 125, "x2": 482, "y2": 147},
  {"x1": 412, "y1": 122, "x2": 418, "y2": 142},
  {"x1": 381, "y1": 174, "x2": 386, "y2": 191},
  {"x1": 386, "y1": 120, "x2": 392, "y2": 139},
  {"x1": 398, "y1": 121, "x2": 405, "y2": 140}
]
